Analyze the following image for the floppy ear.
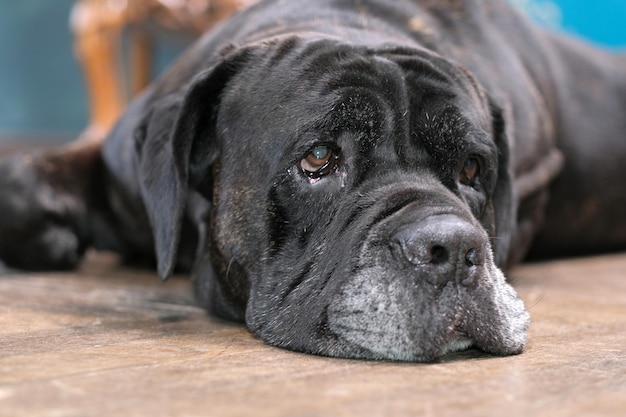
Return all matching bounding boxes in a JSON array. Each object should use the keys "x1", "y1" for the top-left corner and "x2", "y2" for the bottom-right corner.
[
  {"x1": 486, "y1": 98, "x2": 516, "y2": 268},
  {"x1": 488, "y1": 97, "x2": 565, "y2": 268},
  {"x1": 134, "y1": 47, "x2": 252, "y2": 279}
]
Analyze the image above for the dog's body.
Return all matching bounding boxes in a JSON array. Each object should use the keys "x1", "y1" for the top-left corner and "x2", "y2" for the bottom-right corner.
[{"x1": 1, "y1": 0, "x2": 625, "y2": 361}]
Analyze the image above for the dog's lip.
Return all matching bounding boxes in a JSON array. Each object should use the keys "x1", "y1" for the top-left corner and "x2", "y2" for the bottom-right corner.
[
  {"x1": 441, "y1": 336, "x2": 475, "y2": 355},
  {"x1": 328, "y1": 320, "x2": 477, "y2": 361}
]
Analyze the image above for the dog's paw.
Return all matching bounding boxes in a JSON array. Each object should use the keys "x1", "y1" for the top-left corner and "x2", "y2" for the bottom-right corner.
[{"x1": 0, "y1": 151, "x2": 90, "y2": 271}]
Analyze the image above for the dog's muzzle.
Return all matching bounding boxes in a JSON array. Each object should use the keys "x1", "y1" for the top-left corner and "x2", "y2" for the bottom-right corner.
[{"x1": 324, "y1": 198, "x2": 528, "y2": 361}]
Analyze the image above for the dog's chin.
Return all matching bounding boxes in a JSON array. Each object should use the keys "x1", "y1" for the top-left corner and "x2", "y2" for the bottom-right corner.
[
  {"x1": 334, "y1": 329, "x2": 477, "y2": 362},
  {"x1": 442, "y1": 337, "x2": 475, "y2": 356}
]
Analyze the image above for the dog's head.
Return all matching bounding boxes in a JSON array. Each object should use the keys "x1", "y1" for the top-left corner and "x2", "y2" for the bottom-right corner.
[{"x1": 134, "y1": 36, "x2": 529, "y2": 361}]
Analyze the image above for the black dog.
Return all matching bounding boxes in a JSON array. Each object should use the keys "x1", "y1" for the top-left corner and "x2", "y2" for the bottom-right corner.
[{"x1": 1, "y1": 0, "x2": 625, "y2": 361}]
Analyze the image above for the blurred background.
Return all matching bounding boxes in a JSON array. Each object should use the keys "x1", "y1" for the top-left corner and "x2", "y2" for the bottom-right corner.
[{"x1": 0, "y1": 0, "x2": 625, "y2": 146}]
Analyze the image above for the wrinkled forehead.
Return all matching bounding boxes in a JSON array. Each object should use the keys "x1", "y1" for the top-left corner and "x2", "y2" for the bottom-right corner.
[{"x1": 218, "y1": 37, "x2": 491, "y2": 150}]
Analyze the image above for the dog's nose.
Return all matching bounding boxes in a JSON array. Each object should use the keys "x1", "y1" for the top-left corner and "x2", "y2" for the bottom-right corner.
[{"x1": 390, "y1": 215, "x2": 486, "y2": 287}]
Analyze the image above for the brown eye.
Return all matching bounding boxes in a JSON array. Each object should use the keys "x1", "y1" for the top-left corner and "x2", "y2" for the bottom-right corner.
[
  {"x1": 460, "y1": 157, "x2": 480, "y2": 186},
  {"x1": 300, "y1": 145, "x2": 339, "y2": 179}
]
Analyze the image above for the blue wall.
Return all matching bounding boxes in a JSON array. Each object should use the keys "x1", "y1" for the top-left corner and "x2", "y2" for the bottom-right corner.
[
  {"x1": 0, "y1": 1, "x2": 625, "y2": 141},
  {"x1": 0, "y1": 0, "x2": 86, "y2": 140},
  {"x1": 513, "y1": 0, "x2": 626, "y2": 48},
  {"x1": 560, "y1": 1, "x2": 626, "y2": 47}
]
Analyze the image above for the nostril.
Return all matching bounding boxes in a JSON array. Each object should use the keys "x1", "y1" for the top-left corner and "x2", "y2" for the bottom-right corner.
[
  {"x1": 430, "y1": 245, "x2": 449, "y2": 265},
  {"x1": 465, "y1": 248, "x2": 478, "y2": 267}
]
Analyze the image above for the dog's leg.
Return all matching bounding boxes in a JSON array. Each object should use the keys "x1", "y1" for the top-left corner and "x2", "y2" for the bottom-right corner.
[
  {"x1": 0, "y1": 138, "x2": 133, "y2": 270},
  {"x1": 529, "y1": 35, "x2": 626, "y2": 258},
  {"x1": 0, "y1": 139, "x2": 98, "y2": 270}
]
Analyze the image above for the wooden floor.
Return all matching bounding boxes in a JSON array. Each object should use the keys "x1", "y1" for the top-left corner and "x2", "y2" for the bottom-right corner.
[{"x1": 1, "y1": 251, "x2": 625, "y2": 417}]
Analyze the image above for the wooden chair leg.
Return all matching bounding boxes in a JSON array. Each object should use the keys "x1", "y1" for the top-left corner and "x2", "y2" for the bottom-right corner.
[
  {"x1": 71, "y1": 0, "x2": 127, "y2": 141},
  {"x1": 129, "y1": 28, "x2": 153, "y2": 96}
]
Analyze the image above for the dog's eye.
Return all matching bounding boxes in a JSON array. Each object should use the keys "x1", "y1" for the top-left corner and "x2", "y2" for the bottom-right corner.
[
  {"x1": 460, "y1": 157, "x2": 480, "y2": 186},
  {"x1": 300, "y1": 145, "x2": 340, "y2": 179}
]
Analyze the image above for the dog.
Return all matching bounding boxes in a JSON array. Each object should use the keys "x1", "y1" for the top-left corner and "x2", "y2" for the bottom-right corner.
[{"x1": 1, "y1": 0, "x2": 625, "y2": 362}]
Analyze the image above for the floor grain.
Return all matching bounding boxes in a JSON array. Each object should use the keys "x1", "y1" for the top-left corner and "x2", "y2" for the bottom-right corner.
[{"x1": 1, "y1": 252, "x2": 625, "y2": 416}]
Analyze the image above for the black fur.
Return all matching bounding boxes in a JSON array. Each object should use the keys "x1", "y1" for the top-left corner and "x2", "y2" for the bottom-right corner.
[{"x1": 1, "y1": 0, "x2": 625, "y2": 361}]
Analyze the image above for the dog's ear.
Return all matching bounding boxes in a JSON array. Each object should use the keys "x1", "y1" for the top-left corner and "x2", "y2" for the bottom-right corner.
[
  {"x1": 486, "y1": 98, "x2": 516, "y2": 268},
  {"x1": 134, "y1": 47, "x2": 252, "y2": 280}
]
